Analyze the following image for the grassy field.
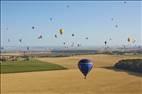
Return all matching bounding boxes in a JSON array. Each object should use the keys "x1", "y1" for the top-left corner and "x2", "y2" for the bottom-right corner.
[
  {"x1": 1, "y1": 54, "x2": 142, "y2": 94},
  {"x1": 0, "y1": 59, "x2": 66, "y2": 74}
]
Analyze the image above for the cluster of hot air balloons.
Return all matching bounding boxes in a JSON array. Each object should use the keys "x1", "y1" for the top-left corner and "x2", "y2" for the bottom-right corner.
[
  {"x1": 102, "y1": 1, "x2": 138, "y2": 49},
  {"x1": 2, "y1": 2, "x2": 141, "y2": 80},
  {"x1": 4, "y1": 4, "x2": 90, "y2": 51}
]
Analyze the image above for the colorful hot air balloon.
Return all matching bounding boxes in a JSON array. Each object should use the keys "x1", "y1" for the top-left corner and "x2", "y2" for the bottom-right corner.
[
  {"x1": 59, "y1": 29, "x2": 64, "y2": 35},
  {"x1": 78, "y1": 59, "x2": 93, "y2": 79}
]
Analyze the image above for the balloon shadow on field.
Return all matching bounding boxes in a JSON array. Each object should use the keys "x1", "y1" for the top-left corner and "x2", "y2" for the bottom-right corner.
[{"x1": 102, "y1": 66, "x2": 142, "y2": 77}]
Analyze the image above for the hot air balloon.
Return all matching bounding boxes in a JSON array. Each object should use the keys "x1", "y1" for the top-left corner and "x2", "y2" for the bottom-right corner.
[
  {"x1": 54, "y1": 34, "x2": 57, "y2": 38},
  {"x1": 128, "y1": 37, "x2": 131, "y2": 42},
  {"x1": 85, "y1": 37, "x2": 88, "y2": 40},
  {"x1": 72, "y1": 34, "x2": 75, "y2": 37},
  {"x1": 59, "y1": 29, "x2": 64, "y2": 35},
  {"x1": 38, "y1": 35, "x2": 42, "y2": 39},
  {"x1": 19, "y1": 39, "x2": 22, "y2": 43},
  {"x1": 111, "y1": 18, "x2": 114, "y2": 21},
  {"x1": 50, "y1": 17, "x2": 53, "y2": 21},
  {"x1": 104, "y1": 41, "x2": 107, "y2": 45},
  {"x1": 27, "y1": 46, "x2": 29, "y2": 51},
  {"x1": 77, "y1": 44, "x2": 80, "y2": 47},
  {"x1": 32, "y1": 26, "x2": 35, "y2": 30},
  {"x1": 78, "y1": 59, "x2": 93, "y2": 79},
  {"x1": 115, "y1": 24, "x2": 118, "y2": 28},
  {"x1": 66, "y1": 5, "x2": 70, "y2": 8},
  {"x1": 8, "y1": 39, "x2": 10, "y2": 42}
]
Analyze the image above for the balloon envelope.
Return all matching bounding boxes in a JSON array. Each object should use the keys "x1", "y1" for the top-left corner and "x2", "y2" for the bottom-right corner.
[
  {"x1": 85, "y1": 37, "x2": 88, "y2": 40},
  {"x1": 128, "y1": 37, "x2": 131, "y2": 42},
  {"x1": 32, "y1": 26, "x2": 35, "y2": 29},
  {"x1": 19, "y1": 39, "x2": 22, "y2": 43},
  {"x1": 104, "y1": 41, "x2": 107, "y2": 45},
  {"x1": 59, "y1": 29, "x2": 64, "y2": 35},
  {"x1": 38, "y1": 35, "x2": 42, "y2": 39},
  {"x1": 72, "y1": 34, "x2": 75, "y2": 37},
  {"x1": 78, "y1": 59, "x2": 93, "y2": 79},
  {"x1": 54, "y1": 34, "x2": 57, "y2": 38}
]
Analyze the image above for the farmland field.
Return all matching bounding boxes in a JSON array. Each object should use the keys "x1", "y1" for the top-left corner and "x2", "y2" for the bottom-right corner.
[
  {"x1": 1, "y1": 54, "x2": 142, "y2": 94},
  {"x1": 0, "y1": 59, "x2": 66, "y2": 74}
]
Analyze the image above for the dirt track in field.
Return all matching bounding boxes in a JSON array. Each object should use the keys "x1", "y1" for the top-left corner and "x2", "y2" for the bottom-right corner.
[{"x1": 1, "y1": 54, "x2": 142, "y2": 94}]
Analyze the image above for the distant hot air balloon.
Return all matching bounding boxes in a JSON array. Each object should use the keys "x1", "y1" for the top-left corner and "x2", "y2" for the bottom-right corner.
[
  {"x1": 32, "y1": 26, "x2": 35, "y2": 30},
  {"x1": 66, "y1": 5, "x2": 70, "y2": 8},
  {"x1": 27, "y1": 46, "x2": 29, "y2": 51},
  {"x1": 59, "y1": 29, "x2": 64, "y2": 35},
  {"x1": 50, "y1": 17, "x2": 53, "y2": 21},
  {"x1": 78, "y1": 59, "x2": 93, "y2": 79},
  {"x1": 104, "y1": 41, "x2": 107, "y2": 45},
  {"x1": 85, "y1": 37, "x2": 88, "y2": 40},
  {"x1": 72, "y1": 34, "x2": 75, "y2": 37},
  {"x1": 115, "y1": 24, "x2": 118, "y2": 28},
  {"x1": 128, "y1": 37, "x2": 131, "y2": 42},
  {"x1": 54, "y1": 34, "x2": 57, "y2": 38},
  {"x1": 19, "y1": 39, "x2": 22, "y2": 43},
  {"x1": 111, "y1": 18, "x2": 114, "y2": 21},
  {"x1": 63, "y1": 42, "x2": 66, "y2": 45},
  {"x1": 77, "y1": 44, "x2": 80, "y2": 47},
  {"x1": 38, "y1": 35, "x2": 42, "y2": 39},
  {"x1": 8, "y1": 39, "x2": 10, "y2": 42}
]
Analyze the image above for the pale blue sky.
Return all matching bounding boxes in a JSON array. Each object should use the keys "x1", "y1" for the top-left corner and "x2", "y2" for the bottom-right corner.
[{"x1": 1, "y1": 1, "x2": 142, "y2": 47}]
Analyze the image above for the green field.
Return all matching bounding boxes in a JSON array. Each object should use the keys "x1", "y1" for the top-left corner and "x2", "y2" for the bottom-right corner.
[{"x1": 0, "y1": 59, "x2": 66, "y2": 74}]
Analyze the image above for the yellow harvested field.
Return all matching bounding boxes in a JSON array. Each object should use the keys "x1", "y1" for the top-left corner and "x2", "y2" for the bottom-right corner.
[
  {"x1": 1, "y1": 54, "x2": 142, "y2": 94},
  {"x1": 37, "y1": 54, "x2": 142, "y2": 69}
]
